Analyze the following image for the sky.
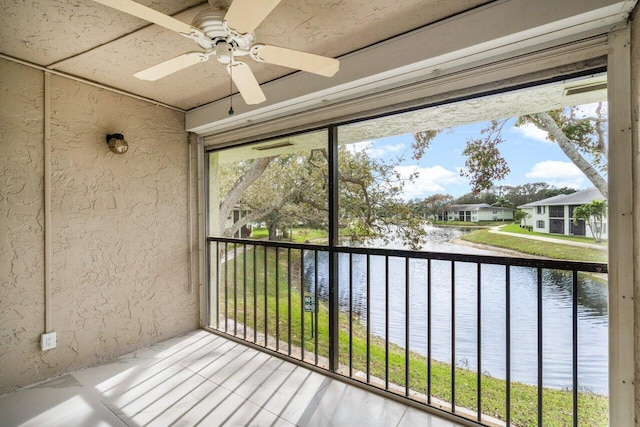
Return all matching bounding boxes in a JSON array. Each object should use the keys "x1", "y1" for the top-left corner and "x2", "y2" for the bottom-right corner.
[{"x1": 349, "y1": 103, "x2": 604, "y2": 200}]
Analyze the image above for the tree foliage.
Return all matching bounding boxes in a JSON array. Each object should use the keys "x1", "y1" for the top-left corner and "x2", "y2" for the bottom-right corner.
[
  {"x1": 216, "y1": 145, "x2": 428, "y2": 249},
  {"x1": 459, "y1": 120, "x2": 511, "y2": 194},
  {"x1": 572, "y1": 199, "x2": 608, "y2": 243},
  {"x1": 513, "y1": 209, "x2": 530, "y2": 226},
  {"x1": 407, "y1": 194, "x2": 454, "y2": 220},
  {"x1": 451, "y1": 182, "x2": 576, "y2": 208}
]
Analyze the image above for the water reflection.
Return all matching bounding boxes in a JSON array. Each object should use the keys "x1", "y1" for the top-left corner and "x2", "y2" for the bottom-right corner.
[{"x1": 304, "y1": 226, "x2": 609, "y2": 395}]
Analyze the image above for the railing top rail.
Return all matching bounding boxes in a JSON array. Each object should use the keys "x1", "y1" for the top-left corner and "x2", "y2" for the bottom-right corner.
[
  {"x1": 207, "y1": 236, "x2": 608, "y2": 273},
  {"x1": 208, "y1": 236, "x2": 328, "y2": 252}
]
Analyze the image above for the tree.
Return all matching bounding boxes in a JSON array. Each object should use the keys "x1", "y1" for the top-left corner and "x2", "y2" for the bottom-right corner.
[
  {"x1": 572, "y1": 200, "x2": 607, "y2": 243},
  {"x1": 334, "y1": 146, "x2": 427, "y2": 249},
  {"x1": 544, "y1": 186, "x2": 576, "y2": 199},
  {"x1": 407, "y1": 194, "x2": 454, "y2": 220},
  {"x1": 513, "y1": 210, "x2": 530, "y2": 227},
  {"x1": 519, "y1": 107, "x2": 607, "y2": 198},
  {"x1": 218, "y1": 156, "x2": 275, "y2": 237},
  {"x1": 491, "y1": 197, "x2": 513, "y2": 222},
  {"x1": 460, "y1": 120, "x2": 511, "y2": 193},
  {"x1": 216, "y1": 145, "x2": 428, "y2": 249},
  {"x1": 413, "y1": 104, "x2": 608, "y2": 196}
]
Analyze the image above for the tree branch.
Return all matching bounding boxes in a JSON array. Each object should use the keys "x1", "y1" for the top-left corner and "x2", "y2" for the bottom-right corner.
[
  {"x1": 532, "y1": 112, "x2": 608, "y2": 198},
  {"x1": 219, "y1": 156, "x2": 275, "y2": 235}
]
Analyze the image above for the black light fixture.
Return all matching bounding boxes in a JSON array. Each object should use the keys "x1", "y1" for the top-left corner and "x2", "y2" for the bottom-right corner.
[{"x1": 106, "y1": 133, "x2": 128, "y2": 154}]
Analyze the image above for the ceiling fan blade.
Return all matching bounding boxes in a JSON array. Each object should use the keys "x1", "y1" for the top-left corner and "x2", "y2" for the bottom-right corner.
[
  {"x1": 134, "y1": 52, "x2": 207, "y2": 81},
  {"x1": 251, "y1": 44, "x2": 339, "y2": 77},
  {"x1": 228, "y1": 61, "x2": 266, "y2": 105},
  {"x1": 224, "y1": 0, "x2": 281, "y2": 34},
  {"x1": 92, "y1": 0, "x2": 195, "y2": 34}
]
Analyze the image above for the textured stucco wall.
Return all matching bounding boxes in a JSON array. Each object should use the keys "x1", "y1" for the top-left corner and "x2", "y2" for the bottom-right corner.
[
  {"x1": 0, "y1": 58, "x2": 198, "y2": 395},
  {"x1": 0, "y1": 59, "x2": 45, "y2": 395}
]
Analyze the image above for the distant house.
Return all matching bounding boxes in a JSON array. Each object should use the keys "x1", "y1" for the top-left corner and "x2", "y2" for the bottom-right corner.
[
  {"x1": 225, "y1": 206, "x2": 252, "y2": 238},
  {"x1": 517, "y1": 188, "x2": 607, "y2": 239},
  {"x1": 444, "y1": 203, "x2": 514, "y2": 222}
]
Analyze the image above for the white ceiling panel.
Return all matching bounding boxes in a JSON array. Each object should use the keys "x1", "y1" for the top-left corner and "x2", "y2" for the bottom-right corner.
[{"x1": 0, "y1": 0, "x2": 492, "y2": 110}]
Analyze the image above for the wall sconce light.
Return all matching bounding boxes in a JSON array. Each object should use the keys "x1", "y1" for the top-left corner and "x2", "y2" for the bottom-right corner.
[{"x1": 106, "y1": 133, "x2": 128, "y2": 154}]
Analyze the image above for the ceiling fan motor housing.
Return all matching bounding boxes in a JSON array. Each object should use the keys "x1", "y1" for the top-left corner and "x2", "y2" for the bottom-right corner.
[{"x1": 192, "y1": 7, "x2": 254, "y2": 62}]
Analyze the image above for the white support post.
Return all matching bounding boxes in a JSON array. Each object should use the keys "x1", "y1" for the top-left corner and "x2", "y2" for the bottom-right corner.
[
  {"x1": 208, "y1": 152, "x2": 220, "y2": 328},
  {"x1": 607, "y1": 26, "x2": 635, "y2": 427},
  {"x1": 197, "y1": 137, "x2": 207, "y2": 327}
]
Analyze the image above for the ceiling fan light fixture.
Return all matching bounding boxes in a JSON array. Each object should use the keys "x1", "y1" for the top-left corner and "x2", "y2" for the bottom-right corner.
[{"x1": 215, "y1": 41, "x2": 233, "y2": 64}]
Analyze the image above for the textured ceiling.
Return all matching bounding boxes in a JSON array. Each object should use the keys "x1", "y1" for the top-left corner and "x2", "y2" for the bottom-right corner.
[{"x1": 0, "y1": 0, "x2": 493, "y2": 110}]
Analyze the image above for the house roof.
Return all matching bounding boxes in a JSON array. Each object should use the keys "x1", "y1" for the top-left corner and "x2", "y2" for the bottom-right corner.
[
  {"x1": 446, "y1": 203, "x2": 514, "y2": 212},
  {"x1": 518, "y1": 188, "x2": 605, "y2": 208}
]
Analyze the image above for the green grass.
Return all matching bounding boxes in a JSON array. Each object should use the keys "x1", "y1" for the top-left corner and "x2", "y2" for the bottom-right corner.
[
  {"x1": 250, "y1": 226, "x2": 328, "y2": 243},
  {"x1": 461, "y1": 229, "x2": 607, "y2": 263},
  {"x1": 216, "y1": 246, "x2": 608, "y2": 426},
  {"x1": 499, "y1": 224, "x2": 607, "y2": 245}
]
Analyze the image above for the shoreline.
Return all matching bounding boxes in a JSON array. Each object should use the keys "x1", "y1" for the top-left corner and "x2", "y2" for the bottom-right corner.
[{"x1": 449, "y1": 236, "x2": 547, "y2": 259}]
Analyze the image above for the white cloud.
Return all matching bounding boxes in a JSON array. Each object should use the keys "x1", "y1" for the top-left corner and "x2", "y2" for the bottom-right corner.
[
  {"x1": 384, "y1": 143, "x2": 405, "y2": 152},
  {"x1": 513, "y1": 123, "x2": 551, "y2": 143},
  {"x1": 396, "y1": 165, "x2": 464, "y2": 200},
  {"x1": 525, "y1": 160, "x2": 587, "y2": 188},
  {"x1": 346, "y1": 141, "x2": 405, "y2": 158}
]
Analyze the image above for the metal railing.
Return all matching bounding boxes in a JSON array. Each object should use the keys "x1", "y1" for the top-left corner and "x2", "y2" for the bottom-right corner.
[{"x1": 207, "y1": 236, "x2": 608, "y2": 427}]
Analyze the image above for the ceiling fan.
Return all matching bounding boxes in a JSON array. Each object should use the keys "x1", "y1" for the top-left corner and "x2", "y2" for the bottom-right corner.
[{"x1": 92, "y1": 0, "x2": 340, "y2": 105}]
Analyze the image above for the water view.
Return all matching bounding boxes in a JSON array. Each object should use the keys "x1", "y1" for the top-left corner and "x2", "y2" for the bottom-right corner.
[{"x1": 305, "y1": 226, "x2": 609, "y2": 395}]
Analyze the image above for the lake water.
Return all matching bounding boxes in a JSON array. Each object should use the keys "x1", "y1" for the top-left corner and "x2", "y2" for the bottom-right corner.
[{"x1": 304, "y1": 226, "x2": 609, "y2": 395}]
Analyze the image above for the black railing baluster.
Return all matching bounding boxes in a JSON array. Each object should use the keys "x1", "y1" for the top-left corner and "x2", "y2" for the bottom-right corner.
[
  {"x1": 233, "y1": 244, "x2": 237, "y2": 336},
  {"x1": 301, "y1": 249, "x2": 305, "y2": 361},
  {"x1": 216, "y1": 241, "x2": 220, "y2": 330},
  {"x1": 349, "y1": 253, "x2": 353, "y2": 378},
  {"x1": 314, "y1": 250, "x2": 319, "y2": 365},
  {"x1": 573, "y1": 270, "x2": 579, "y2": 427},
  {"x1": 366, "y1": 253, "x2": 371, "y2": 383},
  {"x1": 427, "y1": 258, "x2": 432, "y2": 405},
  {"x1": 385, "y1": 255, "x2": 389, "y2": 390},
  {"x1": 477, "y1": 262, "x2": 482, "y2": 423},
  {"x1": 243, "y1": 243, "x2": 247, "y2": 339},
  {"x1": 264, "y1": 245, "x2": 268, "y2": 347},
  {"x1": 451, "y1": 260, "x2": 456, "y2": 412},
  {"x1": 288, "y1": 248, "x2": 292, "y2": 356},
  {"x1": 275, "y1": 247, "x2": 280, "y2": 351},
  {"x1": 224, "y1": 242, "x2": 228, "y2": 333},
  {"x1": 506, "y1": 264, "x2": 511, "y2": 426},
  {"x1": 538, "y1": 267, "x2": 543, "y2": 427},
  {"x1": 405, "y1": 257, "x2": 410, "y2": 397},
  {"x1": 253, "y1": 244, "x2": 257, "y2": 343}
]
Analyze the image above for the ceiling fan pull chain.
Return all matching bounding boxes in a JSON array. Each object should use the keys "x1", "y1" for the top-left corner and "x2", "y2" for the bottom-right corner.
[{"x1": 228, "y1": 47, "x2": 235, "y2": 116}]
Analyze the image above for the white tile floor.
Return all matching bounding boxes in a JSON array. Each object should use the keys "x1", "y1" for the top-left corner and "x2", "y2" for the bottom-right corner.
[{"x1": 0, "y1": 330, "x2": 464, "y2": 426}]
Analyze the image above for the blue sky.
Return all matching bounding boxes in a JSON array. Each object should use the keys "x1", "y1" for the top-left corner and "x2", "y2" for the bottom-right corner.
[{"x1": 352, "y1": 108, "x2": 601, "y2": 200}]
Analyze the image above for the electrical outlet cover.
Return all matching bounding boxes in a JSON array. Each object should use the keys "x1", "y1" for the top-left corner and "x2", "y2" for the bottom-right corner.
[{"x1": 41, "y1": 332, "x2": 56, "y2": 351}]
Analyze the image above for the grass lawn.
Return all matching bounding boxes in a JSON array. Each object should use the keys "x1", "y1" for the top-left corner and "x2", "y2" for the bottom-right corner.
[
  {"x1": 461, "y1": 229, "x2": 607, "y2": 263},
  {"x1": 499, "y1": 223, "x2": 607, "y2": 246},
  {"x1": 216, "y1": 245, "x2": 608, "y2": 426},
  {"x1": 250, "y1": 226, "x2": 328, "y2": 243}
]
